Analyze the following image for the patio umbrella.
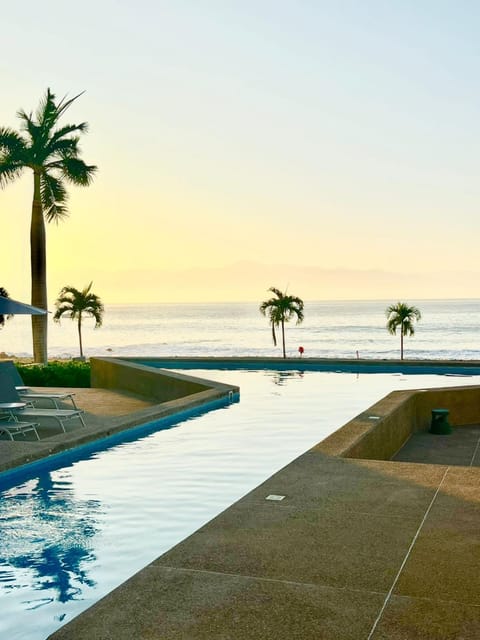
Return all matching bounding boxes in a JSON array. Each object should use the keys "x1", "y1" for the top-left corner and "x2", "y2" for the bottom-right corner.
[{"x1": 0, "y1": 296, "x2": 47, "y2": 315}]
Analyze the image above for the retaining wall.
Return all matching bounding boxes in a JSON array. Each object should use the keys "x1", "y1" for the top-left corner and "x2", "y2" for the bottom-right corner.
[{"x1": 315, "y1": 384, "x2": 480, "y2": 461}]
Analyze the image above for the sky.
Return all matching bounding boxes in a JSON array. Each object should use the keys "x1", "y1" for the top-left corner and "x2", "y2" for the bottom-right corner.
[{"x1": 2, "y1": 1, "x2": 480, "y2": 303}]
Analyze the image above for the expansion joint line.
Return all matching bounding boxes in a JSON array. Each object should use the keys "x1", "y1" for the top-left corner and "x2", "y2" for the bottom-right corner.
[
  {"x1": 470, "y1": 435, "x2": 480, "y2": 467},
  {"x1": 366, "y1": 467, "x2": 450, "y2": 640}
]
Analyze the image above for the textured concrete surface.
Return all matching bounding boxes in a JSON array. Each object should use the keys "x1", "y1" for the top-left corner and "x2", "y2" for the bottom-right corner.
[
  {"x1": 47, "y1": 564, "x2": 386, "y2": 640},
  {"x1": 393, "y1": 424, "x2": 480, "y2": 466},
  {"x1": 48, "y1": 452, "x2": 480, "y2": 640}
]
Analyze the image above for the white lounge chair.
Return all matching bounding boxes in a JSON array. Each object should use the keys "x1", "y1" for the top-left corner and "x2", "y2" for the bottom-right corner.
[
  {"x1": 0, "y1": 361, "x2": 78, "y2": 408},
  {"x1": 0, "y1": 415, "x2": 40, "y2": 440},
  {"x1": 0, "y1": 372, "x2": 86, "y2": 432}
]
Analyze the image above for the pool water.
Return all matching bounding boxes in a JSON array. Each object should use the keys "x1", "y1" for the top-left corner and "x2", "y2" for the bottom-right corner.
[{"x1": 1, "y1": 368, "x2": 479, "y2": 640}]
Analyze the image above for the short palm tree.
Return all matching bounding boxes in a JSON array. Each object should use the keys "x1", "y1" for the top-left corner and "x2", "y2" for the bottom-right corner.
[
  {"x1": 0, "y1": 287, "x2": 12, "y2": 328},
  {"x1": 260, "y1": 287, "x2": 304, "y2": 358},
  {"x1": 386, "y1": 302, "x2": 421, "y2": 360},
  {"x1": 53, "y1": 283, "x2": 104, "y2": 359},
  {"x1": 0, "y1": 88, "x2": 97, "y2": 364}
]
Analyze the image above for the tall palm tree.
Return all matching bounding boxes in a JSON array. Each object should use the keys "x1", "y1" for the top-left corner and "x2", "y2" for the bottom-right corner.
[
  {"x1": 386, "y1": 302, "x2": 421, "y2": 360},
  {"x1": 260, "y1": 287, "x2": 304, "y2": 358},
  {"x1": 53, "y1": 282, "x2": 104, "y2": 359},
  {"x1": 0, "y1": 89, "x2": 97, "y2": 364},
  {"x1": 0, "y1": 287, "x2": 12, "y2": 328}
]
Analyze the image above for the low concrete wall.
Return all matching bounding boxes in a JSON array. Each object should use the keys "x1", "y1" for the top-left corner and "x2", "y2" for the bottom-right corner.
[
  {"x1": 414, "y1": 384, "x2": 480, "y2": 430},
  {"x1": 126, "y1": 356, "x2": 480, "y2": 375},
  {"x1": 90, "y1": 357, "x2": 236, "y2": 402},
  {"x1": 315, "y1": 384, "x2": 480, "y2": 461}
]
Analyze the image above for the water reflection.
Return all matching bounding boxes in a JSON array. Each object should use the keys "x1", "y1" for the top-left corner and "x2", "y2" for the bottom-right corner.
[
  {"x1": 269, "y1": 370, "x2": 304, "y2": 386},
  {"x1": 0, "y1": 469, "x2": 101, "y2": 607}
]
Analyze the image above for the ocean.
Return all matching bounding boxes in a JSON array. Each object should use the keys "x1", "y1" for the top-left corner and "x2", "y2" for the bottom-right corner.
[{"x1": 1, "y1": 298, "x2": 480, "y2": 361}]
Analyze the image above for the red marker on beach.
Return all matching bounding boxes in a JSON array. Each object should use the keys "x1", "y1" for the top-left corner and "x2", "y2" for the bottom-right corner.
[{"x1": 298, "y1": 346, "x2": 304, "y2": 357}]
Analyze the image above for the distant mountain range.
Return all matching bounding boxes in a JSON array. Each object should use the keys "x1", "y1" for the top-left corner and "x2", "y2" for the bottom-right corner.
[{"x1": 81, "y1": 261, "x2": 480, "y2": 303}]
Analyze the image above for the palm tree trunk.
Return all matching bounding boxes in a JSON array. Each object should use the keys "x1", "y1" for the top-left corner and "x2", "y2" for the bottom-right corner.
[
  {"x1": 400, "y1": 322, "x2": 404, "y2": 360},
  {"x1": 30, "y1": 171, "x2": 48, "y2": 365},
  {"x1": 77, "y1": 314, "x2": 83, "y2": 358},
  {"x1": 271, "y1": 322, "x2": 277, "y2": 347},
  {"x1": 281, "y1": 318, "x2": 286, "y2": 358}
]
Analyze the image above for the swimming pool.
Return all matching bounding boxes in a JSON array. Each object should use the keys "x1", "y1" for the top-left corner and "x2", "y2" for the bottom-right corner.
[{"x1": 2, "y1": 367, "x2": 480, "y2": 640}]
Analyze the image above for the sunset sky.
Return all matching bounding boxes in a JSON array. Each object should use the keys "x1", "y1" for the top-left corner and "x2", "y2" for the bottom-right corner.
[{"x1": 2, "y1": 1, "x2": 480, "y2": 303}]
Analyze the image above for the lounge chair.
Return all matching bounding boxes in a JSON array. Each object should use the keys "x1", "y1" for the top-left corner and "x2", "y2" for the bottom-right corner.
[
  {"x1": 0, "y1": 361, "x2": 78, "y2": 409},
  {"x1": 0, "y1": 415, "x2": 40, "y2": 440},
  {"x1": 0, "y1": 371, "x2": 86, "y2": 432}
]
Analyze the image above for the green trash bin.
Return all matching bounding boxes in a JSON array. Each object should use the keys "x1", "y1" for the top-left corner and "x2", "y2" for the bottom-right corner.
[{"x1": 430, "y1": 408, "x2": 453, "y2": 435}]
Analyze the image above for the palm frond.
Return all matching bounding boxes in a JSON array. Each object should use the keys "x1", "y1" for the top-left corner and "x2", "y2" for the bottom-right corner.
[
  {"x1": 402, "y1": 321, "x2": 414, "y2": 336},
  {"x1": 55, "y1": 90, "x2": 86, "y2": 119},
  {"x1": 60, "y1": 285, "x2": 83, "y2": 297},
  {"x1": 40, "y1": 173, "x2": 69, "y2": 223},
  {"x1": 386, "y1": 317, "x2": 399, "y2": 335},
  {"x1": 53, "y1": 303, "x2": 76, "y2": 322},
  {"x1": 0, "y1": 127, "x2": 28, "y2": 154},
  {"x1": 61, "y1": 157, "x2": 97, "y2": 185},
  {"x1": 268, "y1": 287, "x2": 283, "y2": 299},
  {"x1": 46, "y1": 136, "x2": 81, "y2": 158},
  {"x1": 0, "y1": 163, "x2": 25, "y2": 188},
  {"x1": 36, "y1": 88, "x2": 66, "y2": 132},
  {"x1": 84, "y1": 300, "x2": 104, "y2": 328},
  {"x1": 0, "y1": 128, "x2": 29, "y2": 187},
  {"x1": 16, "y1": 108, "x2": 33, "y2": 127},
  {"x1": 49, "y1": 123, "x2": 88, "y2": 148},
  {"x1": 44, "y1": 201, "x2": 69, "y2": 223},
  {"x1": 17, "y1": 110, "x2": 42, "y2": 142}
]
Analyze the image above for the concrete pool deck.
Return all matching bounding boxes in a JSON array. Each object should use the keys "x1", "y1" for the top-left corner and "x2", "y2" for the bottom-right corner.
[
  {"x1": 44, "y1": 386, "x2": 479, "y2": 638},
  {"x1": 1, "y1": 359, "x2": 479, "y2": 639},
  {"x1": 46, "y1": 430, "x2": 480, "y2": 640}
]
